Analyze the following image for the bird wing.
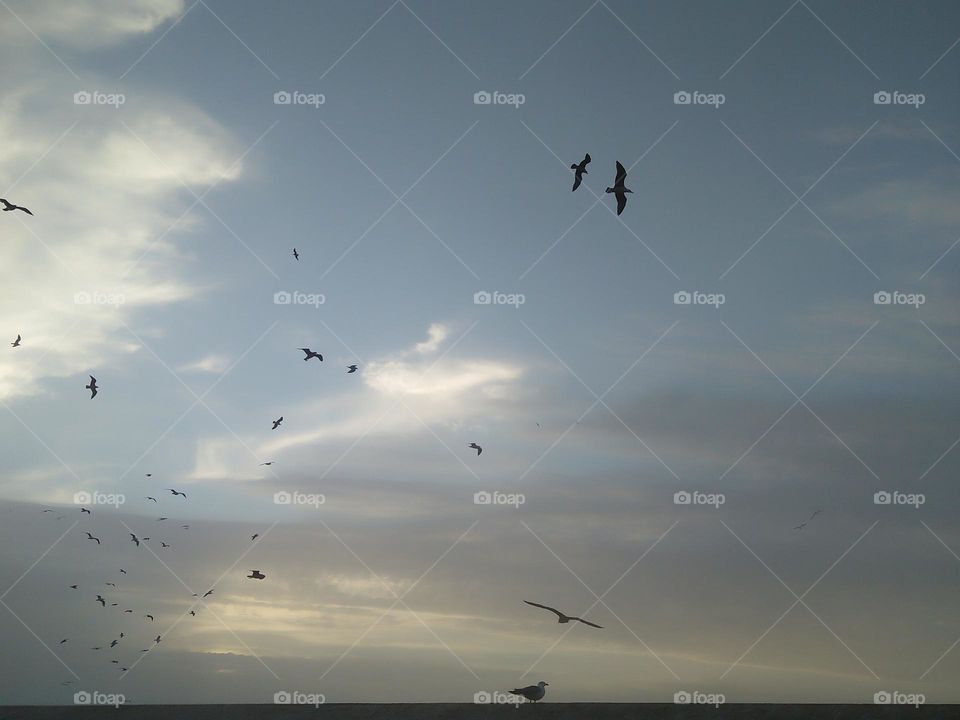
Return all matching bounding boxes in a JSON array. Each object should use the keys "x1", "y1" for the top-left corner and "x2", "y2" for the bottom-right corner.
[
  {"x1": 524, "y1": 600, "x2": 563, "y2": 617},
  {"x1": 21, "y1": 207, "x2": 33, "y2": 215},
  {"x1": 572, "y1": 173, "x2": 582, "y2": 192},
  {"x1": 574, "y1": 617, "x2": 603, "y2": 628},
  {"x1": 615, "y1": 161, "x2": 627, "y2": 184},
  {"x1": 616, "y1": 192, "x2": 627, "y2": 215},
  {"x1": 584, "y1": 153, "x2": 591, "y2": 166}
]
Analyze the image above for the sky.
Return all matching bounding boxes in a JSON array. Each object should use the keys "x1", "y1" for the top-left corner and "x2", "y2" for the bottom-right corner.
[{"x1": 1, "y1": 0, "x2": 960, "y2": 707}]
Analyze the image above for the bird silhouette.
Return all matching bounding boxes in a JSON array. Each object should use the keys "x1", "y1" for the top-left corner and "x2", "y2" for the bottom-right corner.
[
  {"x1": 1, "y1": 198, "x2": 32, "y2": 215},
  {"x1": 129, "y1": 533, "x2": 141, "y2": 547},
  {"x1": 524, "y1": 600, "x2": 603, "y2": 628},
  {"x1": 85, "y1": 375, "x2": 98, "y2": 399},
  {"x1": 292, "y1": 248, "x2": 299, "y2": 261},
  {"x1": 347, "y1": 364, "x2": 358, "y2": 373},
  {"x1": 168, "y1": 489, "x2": 187, "y2": 498},
  {"x1": 146, "y1": 496, "x2": 157, "y2": 502},
  {"x1": 272, "y1": 417, "x2": 283, "y2": 430},
  {"x1": 85, "y1": 532, "x2": 101, "y2": 545},
  {"x1": 11, "y1": 334, "x2": 21, "y2": 347},
  {"x1": 468, "y1": 442, "x2": 482, "y2": 456},
  {"x1": 605, "y1": 161, "x2": 633, "y2": 215},
  {"x1": 247, "y1": 570, "x2": 265, "y2": 580},
  {"x1": 299, "y1": 348, "x2": 322, "y2": 361},
  {"x1": 95, "y1": 595, "x2": 106, "y2": 607},
  {"x1": 571, "y1": 153, "x2": 590, "y2": 191}
]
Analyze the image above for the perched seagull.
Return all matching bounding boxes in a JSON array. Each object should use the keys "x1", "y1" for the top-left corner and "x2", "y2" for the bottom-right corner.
[
  {"x1": 605, "y1": 161, "x2": 632, "y2": 216},
  {"x1": 129, "y1": 533, "x2": 141, "y2": 547},
  {"x1": 271, "y1": 416, "x2": 283, "y2": 430},
  {"x1": 95, "y1": 595, "x2": 106, "y2": 607},
  {"x1": 85, "y1": 375, "x2": 98, "y2": 399},
  {"x1": 467, "y1": 442, "x2": 482, "y2": 456},
  {"x1": 347, "y1": 364, "x2": 358, "y2": 373},
  {"x1": 299, "y1": 348, "x2": 322, "y2": 362},
  {"x1": 251, "y1": 534, "x2": 259, "y2": 541},
  {"x1": 168, "y1": 489, "x2": 187, "y2": 498},
  {"x1": 292, "y1": 248, "x2": 299, "y2": 261},
  {"x1": 0, "y1": 198, "x2": 32, "y2": 215},
  {"x1": 80, "y1": 507, "x2": 91, "y2": 514},
  {"x1": 247, "y1": 570, "x2": 265, "y2": 580},
  {"x1": 145, "y1": 496, "x2": 157, "y2": 503},
  {"x1": 11, "y1": 334, "x2": 21, "y2": 347},
  {"x1": 508, "y1": 682, "x2": 548, "y2": 704},
  {"x1": 523, "y1": 601, "x2": 603, "y2": 628},
  {"x1": 570, "y1": 153, "x2": 591, "y2": 191},
  {"x1": 85, "y1": 532, "x2": 101, "y2": 545}
]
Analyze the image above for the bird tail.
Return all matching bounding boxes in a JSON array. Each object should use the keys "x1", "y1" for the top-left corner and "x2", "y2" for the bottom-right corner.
[{"x1": 605, "y1": 187, "x2": 614, "y2": 193}]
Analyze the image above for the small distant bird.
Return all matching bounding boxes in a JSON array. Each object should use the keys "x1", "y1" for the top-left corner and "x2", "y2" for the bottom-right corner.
[
  {"x1": 146, "y1": 496, "x2": 157, "y2": 503},
  {"x1": 168, "y1": 489, "x2": 187, "y2": 498},
  {"x1": 293, "y1": 248, "x2": 299, "y2": 261},
  {"x1": 105, "y1": 582, "x2": 116, "y2": 588},
  {"x1": 124, "y1": 609, "x2": 132, "y2": 613},
  {"x1": 80, "y1": 508, "x2": 91, "y2": 514},
  {"x1": 157, "y1": 517, "x2": 167, "y2": 521},
  {"x1": 130, "y1": 534, "x2": 140, "y2": 547},
  {"x1": 508, "y1": 682, "x2": 549, "y2": 703},
  {"x1": 86, "y1": 532, "x2": 101, "y2": 545},
  {"x1": 251, "y1": 534, "x2": 259, "y2": 541},
  {"x1": 145, "y1": 614, "x2": 154, "y2": 621},
  {"x1": 299, "y1": 348, "x2": 322, "y2": 362},
  {"x1": 42, "y1": 509, "x2": 53, "y2": 513},
  {"x1": 347, "y1": 364, "x2": 358, "y2": 373},
  {"x1": 524, "y1": 601, "x2": 603, "y2": 628},
  {"x1": 69, "y1": 585, "x2": 78, "y2": 589},
  {"x1": 85, "y1": 375, "x2": 98, "y2": 399},
  {"x1": 272, "y1": 417, "x2": 283, "y2": 430},
  {"x1": 203, "y1": 589, "x2": 214, "y2": 598},
  {"x1": 1, "y1": 198, "x2": 32, "y2": 215},
  {"x1": 794, "y1": 522, "x2": 807, "y2": 531},
  {"x1": 189, "y1": 610, "x2": 196, "y2": 616},
  {"x1": 110, "y1": 640, "x2": 118, "y2": 648},
  {"x1": 154, "y1": 635, "x2": 161, "y2": 644},
  {"x1": 605, "y1": 161, "x2": 633, "y2": 216},
  {"x1": 259, "y1": 461, "x2": 274, "y2": 466},
  {"x1": 571, "y1": 153, "x2": 591, "y2": 191},
  {"x1": 110, "y1": 660, "x2": 119, "y2": 665},
  {"x1": 120, "y1": 667, "x2": 128, "y2": 672},
  {"x1": 95, "y1": 595, "x2": 106, "y2": 607},
  {"x1": 180, "y1": 524, "x2": 189, "y2": 529},
  {"x1": 468, "y1": 442, "x2": 482, "y2": 456},
  {"x1": 91, "y1": 647, "x2": 102, "y2": 651},
  {"x1": 11, "y1": 334, "x2": 21, "y2": 347},
  {"x1": 160, "y1": 542, "x2": 170, "y2": 548},
  {"x1": 119, "y1": 633, "x2": 125, "y2": 638},
  {"x1": 119, "y1": 569, "x2": 126, "y2": 574},
  {"x1": 59, "y1": 639, "x2": 68, "y2": 645},
  {"x1": 247, "y1": 570, "x2": 265, "y2": 580}
]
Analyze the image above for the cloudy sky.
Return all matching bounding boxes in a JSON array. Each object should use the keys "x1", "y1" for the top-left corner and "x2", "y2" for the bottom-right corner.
[{"x1": 1, "y1": 0, "x2": 960, "y2": 706}]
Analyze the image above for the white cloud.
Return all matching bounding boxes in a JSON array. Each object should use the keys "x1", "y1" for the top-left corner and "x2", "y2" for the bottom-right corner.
[
  {"x1": 178, "y1": 353, "x2": 232, "y2": 374},
  {"x1": 413, "y1": 322, "x2": 448, "y2": 355}
]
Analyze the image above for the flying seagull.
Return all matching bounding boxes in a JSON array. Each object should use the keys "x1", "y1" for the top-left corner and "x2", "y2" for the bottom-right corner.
[
  {"x1": 794, "y1": 522, "x2": 807, "y2": 531},
  {"x1": 146, "y1": 496, "x2": 157, "y2": 503},
  {"x1": 189, "y1": 610, "x2": 196, "y2": 616},
  {"x1": 145, "y1": 473, "x2": 152, "y2": 477},
  {"x1": 467, "y1": 442, "x2": 482, "y2": 456},
  {"x1": 347, "y1": 364, "x2": 358, "y2": 373},
  {"x1": 0, "y1": 198, "x2": 32, "y2": 215},
  {"x1": 157, "y1": 517, "x2": 168, "y2": 521},
  {"x1": 119, "y1": 569, "x2": 126, "y2": 574},
  {"x1": 605, "y1": 161, "x2": 633, "y2": 216},
  {"x1": 272, "y1": 416, "x2": 283, "y2": 430},
  {"x1": 69, "y1": 585, "x2": 78, "y2": 589},
  {"x1": 292, "y1": 248, "x2": 299, "y2": 261},
  {"x1": 570, "y1": 153, "x2": 591, "y2": 191},
  {"x1": 203, "y1": 589, "x2": 214, "y2": 598},
  {"x1": 105, "y1": 582, "x2": 116, "y2": 588},
  {"x1": 85, "y1": 532, "x2": 101, "y2": 545},
  {"x1": 247, "y1": 570, "x2": 265, "y2": 580},
  {"x1": 154, "y1": 635, "x2": 162, "y2": 644},
  {"x1": 85, "y1": 375, "x2": 98, "y2": 399},
  {"x1": 110, "y1": 640, "x2": 118, "y2": 648},
  {"x1": 160, "y1": 542, "x2": 170, "y2": 548},
  {"x1": 168, "y1": 489, "x2": 187, "y2": 498},
  {"x1": 123, "y1": 609, "x2": 132, "y2": 613},
  {"x1": 523, "y1": 601, "x2": 603, "y2": 628},
  {"x1": 508, "y1": 682, "x2": 548, "y2": 704},
  {"x1": 11, "y1": 334, "x2": 21, "y2": 347},
  {"x1": 259, "y1": 461, "x2": 274, "y2": 466},
  {"x1": 145, "y1": 614, "x2": 154, "y2": 621},
  {"x1": 95, "y1": 595, "x2": 106, "y2": 607},
  {"x1": 59, "y1": 639, "x2": 68, "y2": 645},
  {"x1": 299, "y1": 348, "x2": 322, "y2": 362},
  {"x1": 251, "y1": 534, "x2": 259, "y2": 541},
  {"x1": 129, "y1": 533, "x2": 141, "y2": 547},
  {"x1": 80, "y1": 507, "x2": 91, "y2": 514}
]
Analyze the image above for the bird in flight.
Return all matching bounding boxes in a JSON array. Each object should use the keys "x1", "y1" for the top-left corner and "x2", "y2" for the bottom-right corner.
[
  {"x1": 157, "y1": 517, "x2": 168, "y2": 521},
  {"x1": 292, "y1": 248, "x2": 299, "y2": 261},
  {"x1": 110, "y1": 639, "x2": 118, "y2": 648},
  {"x1": 85, "y1": 375, "x2": 98, "y2": 399},
  {"x1": 154, "y1": 635, "x2": 162, "y2": 644},
  {"x1": 272, "y1": 416, "x2": 283, "y2": 430},
  {"x1": 145, "y1": 614, "x2": 154, "y2": 621},
  {"x1": 299, "y1": 348, "x2": 322, "y2": 362},
  {"x1": 59, "y1": 639, "x2": 68, "y2": 645},
  {"x1": 119, "y1": 569, "x2": 126, "y2": 574},
  {"x1": 570, "y1": 153, "x2": 591, "y2": 191},
  {"x1": 160, "y1": 542, "x2": 170, "y2": 548},
  {"x1": 129, "y1": 533, "x2": 141, "y2": 547},
  {"x1": 11, "y1": 334, "x2": 21, "y2": 348},
  {"x1": 251, "y1": 533, "x2": 259, "y2": 541},
  {"x1": 523, "y1": 600, "x2": 603, "y2": 628},
  {"x1": 145, "y1": 496, "x2": 157, "y2": 503},
  {"x1": 85, "y1": 532, "x2": 101, "y2": 545},
  {"x1": 247, "y1": 570, "x2": 266, "y2": 580},
  {"x1": 509, "y1": 682, "x2": 548, "y2": 704},
  {"x1": 347, "y1": 364, "x2": 358, "y2": 373},
  {"x1": 80, "y1": 507, "x2": 91, "y2": 514},
  {"x1": 605, "y1": 161, "x2": 633, "y2": 216},
  {"x1": 95, "y1": 595, "x2": 106, "y2": 607},
  {"x1": 189, "y1": 610, "x2": 196, "y2": 617},
  {"x1": 259, "y1": 461, "x2": 274, "y2": 466},
  {"x1": 467, "y1": 442, "x2": 482, "y2": 456},
  {"x1": 203, "y1": 589, "x2": 214, "y2": 598},
  {"x1": 794, "y1": 522, "x2": 807, "y2": 531},
  {"x1": 105, "y1": 582, "x2": 116, "y2": 588},
  {"x1": 69, "y1": 585, "x2": 78, "y2": 590},
  {"x1": 1, "y1": 198, "x2": 32, "y2": 215},
  {"x1": 123, "y1": 609, "x2": 132, "y2": 613},
  {"x1": 168, "y1": 488, "x2": 187, "y2": 498}
]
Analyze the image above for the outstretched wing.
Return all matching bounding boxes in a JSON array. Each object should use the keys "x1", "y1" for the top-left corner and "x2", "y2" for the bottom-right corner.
[
  {"x1": 572, "y1": 173, "x2": 583, "y2": 192},
  {"x1": 615, "y1": 161, "x2": 627, "y2": 185},
  {"x1": 524, "y1": 600, "x2": 562, "y2": 617},
  {"x1": 574, "y1": 617, "x2": 603, "y2": 629},
  {"x1": 616, "y1": 192, "x2": 627, "y2": 215}
]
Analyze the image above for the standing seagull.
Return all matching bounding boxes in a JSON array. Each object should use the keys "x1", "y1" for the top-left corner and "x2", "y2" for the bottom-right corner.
[
  {"x1": 347, "y1": 364, "x2": 358, "y2": 373},
  {"x1": 11, "y1": 334, "x2": 21, "y2": 347},
  {"x1": 292, "y1": 248, "x2": 299, "y2": 261},
  {"x1": 605, "y1": 161, "x2": 633, "y2": 216},
  {"x1": 570, "y1": 153, "x2": 591, "y2": 191},
  {"x1": 85, "y1": 375, "x2": 98, "y2": 399},
  {"x1": 0, "y1": 198, "x2": 32, "y2": 215},
  {"x1": 523, "y1": 600, "x2": 603, "y2": 628},
  {"x1": 272, "y1": 417, "x2": 283, "y2": 430},
  {"x1": 508, "y1": 682, "x2": 548, "y2": 704},
  {"x1": 299, "y1": 348, "x2": 322, "y2": 362},
  {"x1": 467, "y1": 442, "x2": 482, "y2": 456}
]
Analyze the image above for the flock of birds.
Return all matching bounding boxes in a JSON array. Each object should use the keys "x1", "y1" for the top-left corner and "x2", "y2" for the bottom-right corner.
[{"x1": 4, "y1": 152, "x2": 810, "y2": 703}]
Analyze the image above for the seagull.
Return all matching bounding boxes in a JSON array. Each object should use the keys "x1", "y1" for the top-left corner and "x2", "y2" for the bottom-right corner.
[
  {"x1": 605, "y1": 161, "x2": 633, "y2": 215},
  {"x1": 180, "y1": 524, "x2": 189, "y2": 529},
  {"x1": 157, "y1": 517, "x2": 168, "y2": 521},
  {"x1": 299, "y1": 348, "x2": 322, "y2": 362},
  {"x1": 203, "y1": 589, "x2": 214, "y2": 598},
  {"x1": 59, "y1": 639, "x2": 68, "y2": 645},
  {"x1": 524, "y1": 601, "x2": 603, "y2": 628},
  {"x1": 91, "y1": 647, "x2": 102, "y2": 651},
  {"x1": 251, "y1": 534, "x2": 259, "y2": 541},
  {"x1": 146, "y1": 496, "x2": 157, "y2": 503},
  {"x1": 189, "y1": 610, "x2": 196, "y2": 616},
  {"x1": 570, "y1": 153, "x2": 591, "y2": 191},
  {"x1": 272, "y1": 416, "x2": 283, "y2": 430},
  {"x1": 110, "y1": 660, "x2": 119, "y2": 665},
  {"x1": 145, "y1": 614, "x2": 154, "y2": 621},
  {"x1": 168, "y1": 489, "x2": 187, "y2": 498},
  {"x1": 11, "y1": 334, "x2": 21, "y2": 347},
  {"x1": 793, "y1": 522, "x2": 807, "y2": 531},
  {"x1": 119, "y1": 633, "x2": 125, "y2": 638},
  {"x1": 110, "y1": 640, "x2": 118, "y2": 648},
  {"x1": 119, "y1": 569, "x2": 126, "y2": 574},
  {"x1": 129, "y1": 533, "x2": 140, "y2": 547},
  {"x1": 508, "y1": 682, "x2": 548, "y2": 703},
  {"x1": 1, "y1": 198, "x2": 33, "y2": 215},
  {"x1": 809, "y1": 509, "x2": 823, "y2": 521},
  {"x1": 145, "y1": 473, "x2": 152, "y2": 477},
  {"x1": 95, "y1": 595, "x2": 106, "y2": 607},
  {"x1": 124, "y1": 609, "x2": 132, "y2": 613},
  {"x1": 467, "y1": 442, "x2": 482, "y2": 456},
  {"x1": 80, "y1": 507, "x2": 91, "y2": 514},
  {"x1": 259, "y1": 461, "x2": 274, "y2": 466},
  {"x1": 293, "y1": 248, "x2": 299, "y2": 261},
  {"x1": 154, "y1": 635, "x2": 162, "y2": 644},
  {"x1": 247, "y1": 570, "x2": 265, "y2": 580},
  {"x1": 160, "y1": 542, "x2": 170, "y2": 548},
  {"x1": 85, "y1": 532, "x2": 101, "y2": 545},
  {"x1": 347, "y1": 364, "x2": 358, "y2": 373},
  {"x1": 105, "y1": 582, "x2": 116, "y2": 588},
  {"x1": 85, "y1": 375, "x2": 98, "y2": 399},
  {"x1": 69, "y1": 585, "x2": 78, "y2": 589}
]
